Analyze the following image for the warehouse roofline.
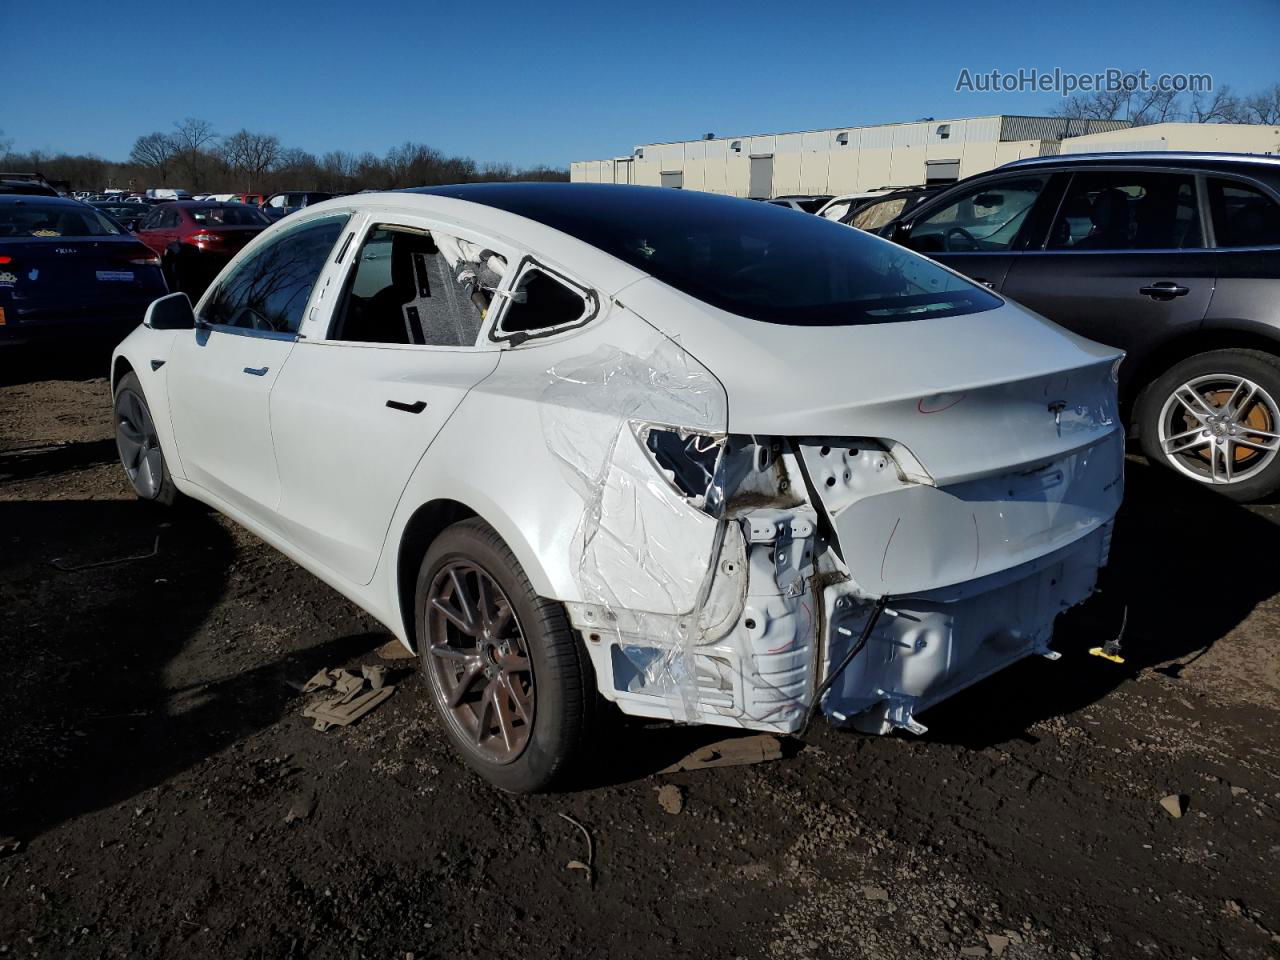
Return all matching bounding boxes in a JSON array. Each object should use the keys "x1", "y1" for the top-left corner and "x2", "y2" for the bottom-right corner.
[{"x1": 631, "y1": 114, "x2": 1130, "y2": 149}]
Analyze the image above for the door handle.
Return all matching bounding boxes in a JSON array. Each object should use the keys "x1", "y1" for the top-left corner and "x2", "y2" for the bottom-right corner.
[
  {"x1": 1139, "y1": 282, "x2": 1190, "y2": 300},
  {"x1": 386, "y1": 399, "x2": 427, "y2": 414},
  {"x1": 243, "y1": 366, "x2": 269, "y2": 376}
]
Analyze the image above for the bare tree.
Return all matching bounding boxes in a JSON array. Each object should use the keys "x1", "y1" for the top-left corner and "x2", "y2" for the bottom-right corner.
[
  {"x1": 222, "y1": 129, "x2": 281, "y2": 192},
  {"x1": 1134, "y1": 87, "x2": 1183, "y2": 125},
  {"x1": 1187, "y1": 85, "x2": 1245, "y2": 123},
  {"x1": 1243, "y1": 84, "x2": 1280, "y2": 124},
  {"x1": 129, "y1": 132, "x2": 177, "y2": 183},
  {"x1": 1056, "y1": 88, "x2": 1134, "y2": 122},
  {"x1": 171, "y1": 117, "x2": 217, "y2": 187},
  {"x1": 1057, "y1": 85, "x2": 1183, "y2": 126},
  {"x1": 0, "y1": 128, "x2": 12, "y2": 159}
]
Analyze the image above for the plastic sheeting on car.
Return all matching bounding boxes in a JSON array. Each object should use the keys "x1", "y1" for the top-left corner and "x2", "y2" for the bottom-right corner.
[{"x1": 540, "y1": 335, "x2": 730, "y2": 722}]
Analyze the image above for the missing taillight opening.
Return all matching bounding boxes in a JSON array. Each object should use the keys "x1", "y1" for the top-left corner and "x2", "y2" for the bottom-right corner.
[{"x1": 641, "y1": 426, "x2": 726, "y2": 514}]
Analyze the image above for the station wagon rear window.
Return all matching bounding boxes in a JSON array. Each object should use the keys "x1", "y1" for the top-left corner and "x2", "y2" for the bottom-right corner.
[{"x1": 416, "y1": 184, "x2": 1000, "y2": 326}]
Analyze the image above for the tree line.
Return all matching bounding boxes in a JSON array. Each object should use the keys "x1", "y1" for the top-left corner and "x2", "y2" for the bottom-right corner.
[
  {"x1": 1054, "y1": 81, "x2": 1280, "y2": 127},
  {"x1": 0, "y1": 118, "x2": 567, "y2": 194}
]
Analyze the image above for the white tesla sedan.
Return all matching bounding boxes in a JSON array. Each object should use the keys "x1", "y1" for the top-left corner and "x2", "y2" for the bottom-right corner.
[{"x1": 111, "y1": 184, "x2": 1124, "y2": 791}]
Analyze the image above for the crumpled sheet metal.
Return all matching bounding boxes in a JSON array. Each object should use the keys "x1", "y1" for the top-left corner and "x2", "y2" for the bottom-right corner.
[{"x1": 541, "y1": 335, "x2": 728, "y2": 723}]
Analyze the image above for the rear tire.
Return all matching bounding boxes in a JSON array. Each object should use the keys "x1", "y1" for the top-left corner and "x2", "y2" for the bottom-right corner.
[
  {"x1": 113, "y1": 372, "x2": 178, "y2": 506},
  {"x1": 1138, "y1": 348, "x2": 1280, "y2": 502},
  {"x1": 415, "y1": 518, "x2": 594, "y2": 792}
]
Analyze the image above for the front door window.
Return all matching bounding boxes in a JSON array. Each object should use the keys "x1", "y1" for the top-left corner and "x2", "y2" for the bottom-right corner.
[
  {"x1": 908, "y1": 177, "x2": 1047, "y2": 253},
  {"x1": 200, "y1": 215, "x2": 347, "y2": 334}
]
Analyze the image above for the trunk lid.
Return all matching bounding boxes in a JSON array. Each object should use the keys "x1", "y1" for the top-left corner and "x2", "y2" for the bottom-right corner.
[
  {"x1": 0, "y1": 236, "x2": 166, "y2": 325},
  {"x1": 620, "y1": 279, "x2": 1122, "y2": 485}
]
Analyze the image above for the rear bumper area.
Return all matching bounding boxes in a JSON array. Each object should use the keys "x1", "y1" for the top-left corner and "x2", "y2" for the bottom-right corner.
[
  {"x1": 569, "y1": 510, "x2": 1111, "y2": 736},
  {"x1": 565, "y1": 429, "x2": 1122, "y2": 737},
  {"x1": 823, "y1": 521, "x2": 1112, "y2": 733}
]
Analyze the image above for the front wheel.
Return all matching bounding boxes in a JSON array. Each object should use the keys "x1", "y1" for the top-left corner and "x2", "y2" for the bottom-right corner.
[
  {"x1": 415, "y1": 518, "x2": 594, "y2": 792},
  {"x1": 113, "y1": 372, "x2": 178, "y2": 505},
  {"x1": 1138, "y1": 349, "x2": 1280, "y2": 502}
]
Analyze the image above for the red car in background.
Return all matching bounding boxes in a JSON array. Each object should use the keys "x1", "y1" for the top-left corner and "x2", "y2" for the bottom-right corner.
[
  {"x1": 135, "y1": 201, "x2": 270, "y2": 297},
  {"x1": 228, "y1": 193, "x2": 266, "y2": 206}
]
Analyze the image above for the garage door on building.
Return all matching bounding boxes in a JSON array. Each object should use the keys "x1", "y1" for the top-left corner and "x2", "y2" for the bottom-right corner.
[
  {"x1": 749, "y1": 155, "x2": 774, "y2": 198},
  {"x1": 925, "y1": 159, "x2": 961, "y2": 184},
  {"x1": 661, "y1": 170, "x2": 683, "y2": 189}
]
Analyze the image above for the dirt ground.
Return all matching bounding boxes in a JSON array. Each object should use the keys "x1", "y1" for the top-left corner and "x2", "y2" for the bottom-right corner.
[{"x1": 1, "y1": 351, "x2": 1278, "y2": 960}]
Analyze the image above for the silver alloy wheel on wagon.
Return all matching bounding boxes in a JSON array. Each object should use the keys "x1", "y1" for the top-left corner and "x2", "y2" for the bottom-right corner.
[{"x1": 1157, "y1": 373, "x2": 1280, "y2": 485}]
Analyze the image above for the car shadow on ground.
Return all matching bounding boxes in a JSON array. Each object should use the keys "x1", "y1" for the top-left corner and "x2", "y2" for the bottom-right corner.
[
  {"x1": 917, "y1": 456, "x2": 1280, "y2": 746},
  {"x1": 0, "y1": 438, "x2": 120, "y2": 482},
  {"x1": 0, "y1": 498, "x2": 378, "y2": 841},
  {"x1": 0, "y1": 343, "x2": 119, "y2": 388}
]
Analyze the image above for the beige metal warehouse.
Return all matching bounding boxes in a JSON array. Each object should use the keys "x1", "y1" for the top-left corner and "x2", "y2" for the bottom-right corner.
[
  {"x1": 1059, "y1": 121, "x2": 1280, "y2": 156},
  {"x1": 571, "y1": 115, "x2": 1130, "y2": 197},
  {"x1": 571, "y1": 115, "x2": 1280, "y2": 199}
]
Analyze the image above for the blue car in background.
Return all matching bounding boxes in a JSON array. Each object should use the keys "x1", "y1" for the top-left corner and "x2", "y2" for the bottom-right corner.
[{"x1": 0, "y1": 196, "x2": 168, "y2": 348}]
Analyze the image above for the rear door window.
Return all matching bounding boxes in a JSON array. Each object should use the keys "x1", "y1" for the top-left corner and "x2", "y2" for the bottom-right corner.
[
  {"x1": 329, "y1": 225, "x2": 503, "y2": 347},
  {"x1": 1046, "y1": 171, "x2": 1203, "y2": 251},
  {"x1": 1208, "y1": 179, "x2": 1280, "y2": 248}
]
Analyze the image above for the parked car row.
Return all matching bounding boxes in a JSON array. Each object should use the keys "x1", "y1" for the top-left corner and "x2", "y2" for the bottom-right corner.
[{"x1": 73, "y1": 189, "x2": 336, "y2": 220}]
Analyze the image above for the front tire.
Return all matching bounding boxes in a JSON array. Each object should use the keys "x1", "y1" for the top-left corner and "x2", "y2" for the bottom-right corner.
[
  {"x1": 1138, "y1": 349, "x2": 1280, "y2": 502},
  {"x1": 113, "y1": 371, "x2": 178, "y2": 505},
  {"x1": 415, "y1": 518, "x2": 593, "y2": 792}
]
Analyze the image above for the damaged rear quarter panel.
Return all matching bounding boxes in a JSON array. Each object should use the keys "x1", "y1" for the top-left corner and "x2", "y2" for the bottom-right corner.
[{"x1": 378, "y1": 248, "x2": 1125, "y2": 739}]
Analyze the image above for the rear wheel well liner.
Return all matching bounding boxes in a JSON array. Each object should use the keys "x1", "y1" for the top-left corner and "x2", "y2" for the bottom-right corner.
[{"x1": 396, "y1": 499, "x2": 477, "y2": 650}]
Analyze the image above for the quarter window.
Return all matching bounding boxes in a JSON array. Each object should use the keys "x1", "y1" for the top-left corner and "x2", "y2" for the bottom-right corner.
[
  {"x1": 329, "y1": 225, "x2": 504, "y2": 347},
  {"x1": 1208, "y1": 179, "x2": 1280, "y2": 248},
  {"x1": 200, "y1": 215, "x2": 347, "y2": 334},
  {"x1": 1047, "y1": 172, "x2": 1202, "y2": 251},
  {"x1": 908, "y1": 176, "x2": 1047, "y2": 253},
  {"x1": 496, "y1": 267, "x2": 591, "y2": 337}
]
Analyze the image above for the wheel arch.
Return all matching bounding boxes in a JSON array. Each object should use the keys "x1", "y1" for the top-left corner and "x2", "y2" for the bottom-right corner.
[
  {"x1": 395, "y1": 499, "x2": 478, "y2": 651},
  {"x1": 111, "y1": 355, "x2": 135, "y2": 394},
  {"x1": 391, "y1": 489, "x2": 581, "y2": 653},
  {"x1": 1126, "y1": 324, "x2": 1280, "y2": 436}
]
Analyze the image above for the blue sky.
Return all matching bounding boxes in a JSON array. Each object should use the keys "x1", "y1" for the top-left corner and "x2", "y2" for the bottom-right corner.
[{"x1": 6, "y1": 0, "x2": 1278, "y2": 168}]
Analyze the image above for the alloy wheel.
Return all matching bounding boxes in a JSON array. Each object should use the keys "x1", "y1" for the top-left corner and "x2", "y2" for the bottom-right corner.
[
  {"x1": 424, "y1": 561, "x2": 535, "y2": 764},
  {"x1": 1157, "y1": 374, "x2": 1280, "y2": 485},
  {"x1": 115, "y1": 388, "x2": 164, "y2": 499}
]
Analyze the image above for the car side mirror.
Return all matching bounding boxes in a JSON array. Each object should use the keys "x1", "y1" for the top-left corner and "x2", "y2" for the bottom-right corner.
[
  {"x1": 890, "y1": 220, "x2": 914, "y2": 244},
  {"x1": 144, "y1": 292, "x2": 195, "y2": 330}
]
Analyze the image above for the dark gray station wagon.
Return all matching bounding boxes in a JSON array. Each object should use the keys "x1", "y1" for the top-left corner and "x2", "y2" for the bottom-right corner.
[{"x1": 879, "y1": 152, "x2": 1280, "y2": 501}]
